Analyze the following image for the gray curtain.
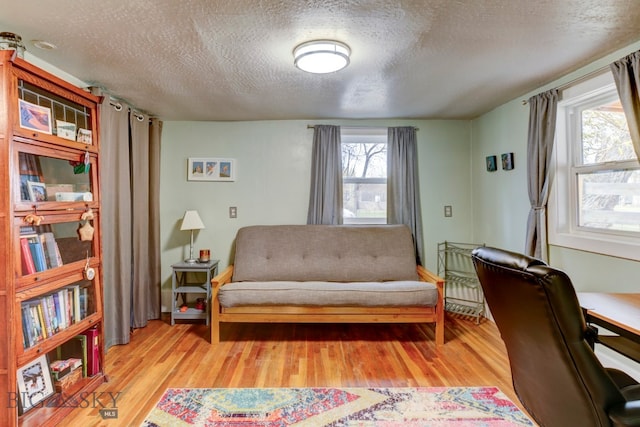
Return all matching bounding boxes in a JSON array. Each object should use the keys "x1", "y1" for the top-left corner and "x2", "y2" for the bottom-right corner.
[
  {"x1": 387, "y1": 127, "x2": 424, "y2": 265},
  {"x1": 130, "y1": 115, "x2": 162, "y2": 328},
  {"x1": 611, "y1": 50, "x2": 640, "y2": 160},
  {"x1": 307, "y1": 125, "x2": 343, "y2": 225},
  {"x1": 524, "y1": 89, "x2": 558, "y2": 261},
  {"x1": 98, "y1": 92, "x2": 162, "y2": 349}
]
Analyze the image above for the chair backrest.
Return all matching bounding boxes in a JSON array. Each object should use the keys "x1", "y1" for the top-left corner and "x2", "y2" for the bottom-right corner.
[{"x1": 471, "y1": 246, "x2": 625, "y2": 427}]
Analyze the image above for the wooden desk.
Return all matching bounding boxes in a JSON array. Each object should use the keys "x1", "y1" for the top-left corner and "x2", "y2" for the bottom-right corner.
[{"x1": 578, "y1": 293, "x2": 640, "y2": 362}]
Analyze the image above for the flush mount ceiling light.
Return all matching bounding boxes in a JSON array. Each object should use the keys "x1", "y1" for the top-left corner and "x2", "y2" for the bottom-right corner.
[
  {"x1": 32, "y1": 40, "x2": 57, "y2": 50},
  {"x1": 293, "y1": 40, "x2": 350, "y2": 74}
]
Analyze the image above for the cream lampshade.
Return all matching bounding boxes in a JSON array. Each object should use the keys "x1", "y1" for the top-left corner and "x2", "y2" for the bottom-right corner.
[{"x1": 180, "y1": 210, "x2": 205, "y2": 263}]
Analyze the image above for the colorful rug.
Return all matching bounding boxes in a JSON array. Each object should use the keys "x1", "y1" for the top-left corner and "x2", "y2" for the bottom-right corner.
[{"x1": 141, "y1": 386, "x2": 534, "y2": 426}]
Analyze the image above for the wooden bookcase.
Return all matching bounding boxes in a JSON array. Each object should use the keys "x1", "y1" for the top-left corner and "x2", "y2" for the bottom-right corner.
[{"x1": 0, "y1": 50, "x2": 105, "y2": 426}]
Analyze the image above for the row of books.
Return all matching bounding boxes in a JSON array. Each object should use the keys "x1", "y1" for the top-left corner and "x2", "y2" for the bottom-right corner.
[
  {"x1": 20, "y1": 229, "x2": 64, "y2": 275},
  {"x1": 21, "y1": 284, "x2": 92, "y2": 349}
]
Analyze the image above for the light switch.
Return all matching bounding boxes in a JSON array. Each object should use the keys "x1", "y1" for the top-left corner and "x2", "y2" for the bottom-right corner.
[
  {"x1": 229, "y1": 206, "x2": 237, "y2": 218},
  {"x1": 444, "y1": 205, "x2": 452, "y2": 217}
]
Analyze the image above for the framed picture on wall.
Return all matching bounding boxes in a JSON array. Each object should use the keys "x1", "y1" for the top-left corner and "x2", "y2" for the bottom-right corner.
[
  {"x1": 486, "y1": 155, "x2": 497, "y2": 172},
  {"x1": 187, "y1": 158, "x2": 236, "y2": 181},
  {"x1": 501, "y1": 152, "x2": 514, "y2": 170}
]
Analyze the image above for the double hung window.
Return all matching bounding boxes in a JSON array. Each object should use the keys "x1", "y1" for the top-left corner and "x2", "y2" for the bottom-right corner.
[
  {"x1": 550, "y1": 71, "x2": 640, "y2": 259},
  {"x1": 341, "y1": 128, "x2": 387, "y2": 224}
]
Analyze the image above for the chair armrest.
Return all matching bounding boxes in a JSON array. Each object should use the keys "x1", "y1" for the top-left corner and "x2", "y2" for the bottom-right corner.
[
  {"x1": 211, "y1": 265, "x2": 234, "y2": 297},
  {"x1": 417, "y1": 265, "x2": 444, "y2": 290},
  {"x1": 609, "y1": 400, "x2": 640, "y2": 427}
]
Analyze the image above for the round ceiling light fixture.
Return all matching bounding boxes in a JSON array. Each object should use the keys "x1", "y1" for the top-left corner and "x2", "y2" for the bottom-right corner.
[{"x1": 293, "y1": 40, "x2": 350, "y2": 74}]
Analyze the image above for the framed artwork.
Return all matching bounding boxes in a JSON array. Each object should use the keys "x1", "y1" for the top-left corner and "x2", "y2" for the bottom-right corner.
[
  {"x1": 188, "y1": 158, "x2": 236, "y2": 181},
  {"x1": 17, "y1": 354, "x2": 55, "y2": 414},
  {"x1": 18, "y1": 99, "x2": 52, "y2": 134},
  {"x1": 77, "y1": 128, "x2": 93, "y2": 144},
  {"x1": 486, "y1": 155, "x2": 497, "y2": 172},
  {"x1": 27, "y1": 181, "x2": 47, "y2": 202},
  {"x1": 501, "y1": 152, "x2": 514, "y2": 170},
  {"x1": 56, "y1": 120, "x2": 77, "y2": 141}
]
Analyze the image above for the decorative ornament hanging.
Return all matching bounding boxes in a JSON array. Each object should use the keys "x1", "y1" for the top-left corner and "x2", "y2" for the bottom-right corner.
[
  {"x1": 70, "y1": 150, "x2": 90, "y2": 174},
  {"x1": 77, "y1": 207, "x2": 95, "y2": 241}
]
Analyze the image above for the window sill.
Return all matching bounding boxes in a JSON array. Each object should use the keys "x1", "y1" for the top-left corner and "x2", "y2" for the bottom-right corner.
[{"x1": 549, "y1": 230, "x2": 640, "y2": 261}]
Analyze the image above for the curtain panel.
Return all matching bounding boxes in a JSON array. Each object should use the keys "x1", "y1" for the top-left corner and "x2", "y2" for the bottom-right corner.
[
  {"x1": 524, "y1": 89, "x2": 558, "y2": 261},
  {"x1": 387, "y1": 126, "x2": 424, "y2": 265},
  {"x1": 97, "y1": 91, "x2": 162, "y2": 349},
  {"x1": 611, "y1": 49, "x2": 640, "y2": 160},
  {"x1": 307, "y1": 125, "x2": 343, "y2": 225}
]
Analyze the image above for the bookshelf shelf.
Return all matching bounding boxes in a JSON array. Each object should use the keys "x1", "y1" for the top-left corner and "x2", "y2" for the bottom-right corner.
[{"x1": 0, "y1": 50, "x2": 105, "y2": 426}]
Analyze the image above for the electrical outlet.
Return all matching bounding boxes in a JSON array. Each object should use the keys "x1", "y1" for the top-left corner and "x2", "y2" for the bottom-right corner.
[
  {"x1": 444, "y1": 205, "x2": 452, "y2": 217},
  {"x1": 229, "y1": 206, "x2": 237, "y2": 218}
]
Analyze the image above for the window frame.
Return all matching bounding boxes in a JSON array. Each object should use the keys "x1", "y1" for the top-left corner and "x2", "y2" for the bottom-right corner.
[{"x1": 548, "y1": 71, "x2": 640, "y2": 261}]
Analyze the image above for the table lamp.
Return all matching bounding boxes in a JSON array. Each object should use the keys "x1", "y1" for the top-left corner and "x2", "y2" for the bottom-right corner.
[{"x1": 180, "y1": 210, "x2": 205, "y2": 263}]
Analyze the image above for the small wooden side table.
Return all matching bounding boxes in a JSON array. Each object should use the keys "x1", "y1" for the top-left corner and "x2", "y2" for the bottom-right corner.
[{"x1": 171, "y1": 259, "x2": 219, "y2": 325}]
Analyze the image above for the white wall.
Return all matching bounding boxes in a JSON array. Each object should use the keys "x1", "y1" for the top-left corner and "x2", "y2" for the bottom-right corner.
[{"x1": 159, "y1": 119, "x2": 472, "y2": 310}]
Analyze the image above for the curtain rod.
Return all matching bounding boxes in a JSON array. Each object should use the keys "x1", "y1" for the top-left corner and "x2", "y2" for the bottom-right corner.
[
  {"x1": 522, "y1": 65, "x2": 610, "y2": 105},
  {"x1": 109, "y1": 100, "x2": 146, "y2": 122},
  {"x1": 307, "y1": 125, "x2": 419, "y2": 131}
]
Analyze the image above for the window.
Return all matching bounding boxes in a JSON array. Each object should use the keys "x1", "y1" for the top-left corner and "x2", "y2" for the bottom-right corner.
[
  {"x1": 341, "y1": 127, "x2": 387, "y2": 224},
  {"x1": 549, "y1": 71, "x2": 640, "y2": 260}
]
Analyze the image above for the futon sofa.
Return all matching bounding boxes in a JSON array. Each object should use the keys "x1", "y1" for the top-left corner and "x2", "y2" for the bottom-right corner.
[{"x1": 210, "y1": 224, "x2": 444, "y2": 345}]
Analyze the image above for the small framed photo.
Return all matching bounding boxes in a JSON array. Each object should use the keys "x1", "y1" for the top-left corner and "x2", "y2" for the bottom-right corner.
[
  {"x1": 18, "y1": 99, "x2": 52, "y2": 134},
  {"x1": 56, "y1": 120, "x2": 77, "y2": 141},
  {"x1": 76, "y1": 128, "x2": 92, "y2": 144},
  {"x1": 17, "y1": 354, "x2": 55, "y2": 414},
  {"x1": 486, "y1": 155, "x2": 497, "y2": 172},
  {"x1": 27, "y1": 181, "x2": 47, "y2": 202},
  {"x1": 501, "y1": 152, "x2": 515, "y2": 170},
  {"x1": 188, "y1": 157, "x2": 236, "y2": 181}
]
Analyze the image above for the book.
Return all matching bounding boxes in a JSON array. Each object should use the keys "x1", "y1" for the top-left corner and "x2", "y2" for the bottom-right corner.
[
  {"x1": 20, "y1": 237, "x2": 36, "y2": 275},
  {"x1": 52, "y1": 293, "x2": 62, "y2": 331},
  {"x1": 28, "y1": 304, "x2": 43, "y2": 343},
  {"x1": 41, "y1": 232, "x2": 61, "y2": 268},
  {"x1": 28, "y1": 239, "x2": 47, "y2": 272},
  {"x1": 49, "y1": 359, "x2": 72, "y2": 380},
  {"x1": 67, "y1": 358, "x2": 82, "y2": 370},
  {"x1": 21, "y1": 305, "x2": 33, "y2": 348},
  {"x1": 36, "y1": 302, "x2": 48, "y2": 339},
  {"x1": 46, "y1": 295, "x2": 59, "y2": 334},
  {"x1": 82, "y1": 328, "x2": 100, "y2": 376}
]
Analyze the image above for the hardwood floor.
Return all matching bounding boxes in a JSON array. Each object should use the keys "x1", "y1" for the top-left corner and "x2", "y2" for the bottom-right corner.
[{"x1": 62, "y1": 313, "x2": 521, "y2": 426}]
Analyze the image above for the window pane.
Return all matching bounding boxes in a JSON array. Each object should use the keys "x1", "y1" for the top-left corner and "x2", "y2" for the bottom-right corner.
[
  {"x1": 343, "y1": 182, "x2": 386, "y2": 219},
  {"x1": 578, "y1": 170, "x2": 640, "y2": 232},
  {"x1": 581, "y1": 99, "x2": 634, "y2": 165},
  {"x1": 342, "y1": 143, "x2": 387, "y2": 178}
]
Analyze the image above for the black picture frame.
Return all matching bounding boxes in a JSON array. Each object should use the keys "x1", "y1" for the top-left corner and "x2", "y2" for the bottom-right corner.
[
  {"x1": 501, "y1": 152, "x2": 514, "y2": 170},
  {"x1": 486, "y1": 155, "x2": 497, "y2": 172}
]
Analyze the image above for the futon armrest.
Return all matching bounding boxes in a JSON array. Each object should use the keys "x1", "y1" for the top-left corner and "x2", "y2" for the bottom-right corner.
[
  {"x1": 211, "y1": 265, "x2": 234, "y2": 297},
  {"x1": 416, "y1": 265, "x2": 444, "y2": 289},
  {"x1": 609, "y1": 400, "x2": 640, "y2": 427}
]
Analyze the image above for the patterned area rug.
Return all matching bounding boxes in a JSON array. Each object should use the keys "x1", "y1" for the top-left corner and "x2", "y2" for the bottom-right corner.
[{"x1": 141, "y1": 386, "x2": 534, "y2": 426}]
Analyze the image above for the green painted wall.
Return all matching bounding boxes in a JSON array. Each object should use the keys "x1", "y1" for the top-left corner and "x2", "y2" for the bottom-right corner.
[{"x1": 159, "y1": 119, "x2": 472, "y2": 309}]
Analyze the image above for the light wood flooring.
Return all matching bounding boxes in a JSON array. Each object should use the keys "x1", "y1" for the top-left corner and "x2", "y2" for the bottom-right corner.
[{"x1": 62, "y1": 313, "x2": 521, "y2": 426}]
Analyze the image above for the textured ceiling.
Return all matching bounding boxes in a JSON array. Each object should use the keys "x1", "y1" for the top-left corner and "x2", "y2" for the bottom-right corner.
[{"x1": 1, "y1": 1, "x2": 640, "y2": 121}]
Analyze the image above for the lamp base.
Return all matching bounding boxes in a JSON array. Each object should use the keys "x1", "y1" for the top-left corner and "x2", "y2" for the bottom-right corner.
[{"x1": 185, "y1": 258, "x2": 197, "y2": 264}]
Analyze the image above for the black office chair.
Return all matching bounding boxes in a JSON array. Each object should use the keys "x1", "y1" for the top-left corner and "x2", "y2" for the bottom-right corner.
[{"x1": 471, "y1": 246, "x2": 640, "y2": 427}]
